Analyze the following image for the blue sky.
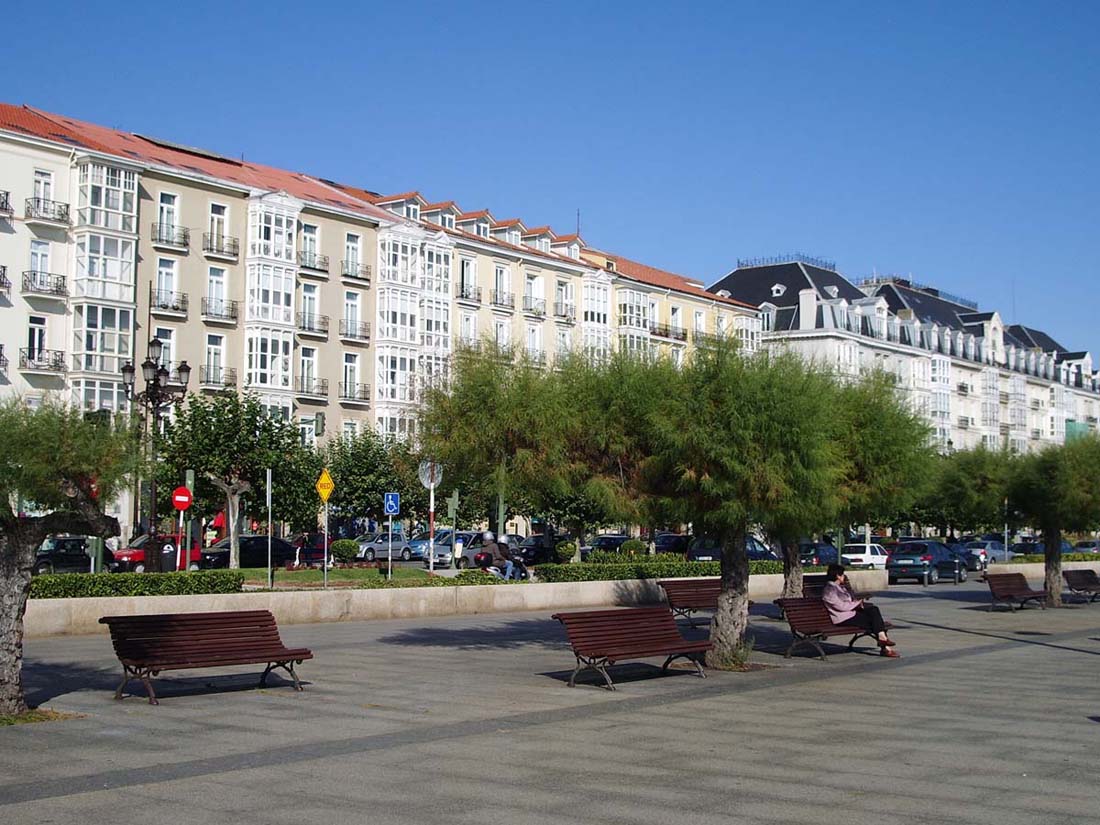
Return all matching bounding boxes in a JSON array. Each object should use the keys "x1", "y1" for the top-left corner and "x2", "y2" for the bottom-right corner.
[{"x1": 10, "y1": 1, "x2": 1099, "y2": 355}]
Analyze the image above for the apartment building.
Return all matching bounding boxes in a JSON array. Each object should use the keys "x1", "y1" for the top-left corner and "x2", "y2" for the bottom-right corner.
[
  {"x1": 708, "y1": 255, "x2": 1098, "y2": 452},
  {"x1": 0, "y1": 103, "x2": 761, "y2": 457}
]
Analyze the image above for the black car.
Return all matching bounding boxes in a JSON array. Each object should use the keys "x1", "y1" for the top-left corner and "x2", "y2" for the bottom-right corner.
[
  {"x1": 199, "y1": 536, "x2": 297, "y2": 569},
  {"x1": 654, "y1": 533, "x2": 690, "y2": 555},
  {"x1": 887, "y1": 541, "x2": 970, "y2": 584},
  {"x1": 34, "y1": 536, "x2": 103, "y2": 575},
  {"x1": 799, "y1": 542, "x2": 838, "y2": 567},
  {"x1": 685, "y1": 535, "x2": 777, "y2": 562},
  {"x1": 1012, "y1": 540, "x2": 1072, "y2": 557},
  {"x1": 516, "y1": 534, "x2": 572, "y2": 565}
]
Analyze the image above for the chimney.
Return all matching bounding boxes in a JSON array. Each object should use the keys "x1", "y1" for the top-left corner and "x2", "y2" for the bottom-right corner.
[{"x1": 798, "y1": 288, "x2": 817, "y2": 330}]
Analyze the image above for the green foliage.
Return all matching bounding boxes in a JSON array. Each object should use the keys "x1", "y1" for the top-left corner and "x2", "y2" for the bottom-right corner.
[
  {"x1": 586, "y1": 549, "x2": 633, "y2": 564},
  {"x1": 0, "y1": 399, "x2": 138, "y2": 520},
  {"x1": 329, "y1": 539, "x2": 360, "y2": 564},
  {"x1": 325, "y1": 430, "x2": 431, "y2": 524},
  {"x1": 535, "y1": 560, "x2": 794, "y2": 582},
  {"x1": 554, "y1": 541, "x2": 577, "y2": 563},
  {"x1": 356, "y1": 571, "x2": 515, "y2": 589},
  {"x1": 454, "y1": 569, "x2": 506, "y2": 585},
  {"x1": 1008, "y1": 554, "x2": 1099, "y2": 564},
  {"x1": 620, "y1": 538, "x2": 647, "y2": 556},
  {"x1": 912, "y1": 448, "x2": 1011, "y2": 533},
  {"x1": 29, "y1": 570, "x2": 244, "y2": 599}
]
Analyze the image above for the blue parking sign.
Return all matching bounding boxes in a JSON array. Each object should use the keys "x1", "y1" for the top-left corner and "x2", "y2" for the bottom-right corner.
[{"x1": 384, "y1": 492, "x2": 400, "y2": 516}]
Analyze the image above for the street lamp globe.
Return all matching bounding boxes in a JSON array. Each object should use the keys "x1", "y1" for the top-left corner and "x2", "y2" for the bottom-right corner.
[
  {"x1": 121, "y1": 361, "x2": 135, "y2": 389},
  {"x1": 147, "y1": 337, "x2": 164, "y2": 364},
  {"x1": 156, "y1": 365, "x2": 169, "y2": 389},
  {"x1": 176, "y1": 361, "x2": 191, "y2": 389}
]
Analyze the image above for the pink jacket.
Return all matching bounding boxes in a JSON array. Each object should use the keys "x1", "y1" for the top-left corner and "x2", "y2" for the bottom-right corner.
[{"x1": 822, "y1": 581, "x2": 861, "y2": 624}]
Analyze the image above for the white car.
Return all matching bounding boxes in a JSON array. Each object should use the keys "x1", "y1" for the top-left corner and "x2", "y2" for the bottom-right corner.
[{"x1": 841, "y1": 543, "x2": 889, "y2": 570}]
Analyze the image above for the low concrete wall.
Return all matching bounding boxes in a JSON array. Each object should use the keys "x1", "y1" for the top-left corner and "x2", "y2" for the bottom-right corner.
[
  {"x1": 24, "y1": 568, "x2": 887, "y2": 639},
  {"x1": 988, "y1": 560, "x2": 1100, "y2": 583}
]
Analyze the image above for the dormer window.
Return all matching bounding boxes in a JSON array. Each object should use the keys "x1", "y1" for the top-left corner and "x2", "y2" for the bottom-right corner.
[
  {"x1": 477, "y1": 221, "x2": 489, "y2": 238},
  {"x1": 771, "y1": 283, "x2": 786, "y2": 298},
  {"x1": 508, "y1": 230, "x2": 521, "y2": 245},
  {"x1": 404, "y1": 203, "x2": 420, "y2": 220},
  {"x1": 825, "y1": 285, "x2": 839, "y2": 298},
  {"x1": 441, "y1": 214, "x2": 455, "y2": 230},
  {"x1": 537, "y1": 238, "x2": 550, "y2": 253},
  {"x1": 607, "y1": 261, "x2": 617, "y2": 273},
  {"x1": 569, "y1": 243, "x2": 579, "y2": 259}
]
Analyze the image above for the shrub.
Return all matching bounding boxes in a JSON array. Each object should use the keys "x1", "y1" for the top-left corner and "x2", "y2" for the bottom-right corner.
[
  {"x1": 585, "y1": 549, "x2": 628, "y2": 565},
  {"x1": 357, "y1": 571, "x2": 517, "y2": 589},
  {"x1": 554, "y1": 541, "x2": 577, "y2": 563},
  {"x1": 330, "y1": 539, "x2": 360, "y2": 564},
  {"x1": 1008, "y1": 553, "x2": 1098, "y2": 564},
  {"x1": 620, "y1": 538, "x2": 647, "y2": 556},
  {"x1": 535, "y1": 560, "x2": 794, "y2": 583},
  {"x1": 454, "y1": 569, "x2": 505, "y2": 585},
  {"x1": 30, "y1": 570, "x2": 245, "y2": 599}
]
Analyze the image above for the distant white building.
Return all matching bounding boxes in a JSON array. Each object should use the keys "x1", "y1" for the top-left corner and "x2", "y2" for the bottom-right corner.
[{"x1": 709, "y1": 256, "x2": 1097, "y2": 452}]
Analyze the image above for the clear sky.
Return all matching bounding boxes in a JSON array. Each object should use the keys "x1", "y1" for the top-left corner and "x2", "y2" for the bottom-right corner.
[{"x1": 9, "y1": 1, "x2": 1099, "y2": 355}]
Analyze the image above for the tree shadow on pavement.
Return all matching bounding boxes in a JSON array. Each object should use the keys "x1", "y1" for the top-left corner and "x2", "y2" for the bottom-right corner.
[{"x1": 375, "y1": 617, "x2": 572, "y2": 651}]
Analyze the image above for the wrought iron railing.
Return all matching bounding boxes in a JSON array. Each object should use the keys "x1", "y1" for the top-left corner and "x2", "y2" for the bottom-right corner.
[
  {"x1": 151, "y1": 288, "x2": 189, "y2": 314},
  {"x1": 490, "y1": 289, "x2": 514, "y2": 308},
  {"x1": 201, "y1": 297, "x2": 239, "y2": 321},
  {"x1": 25, "y1": 197, "x2": 69, "y2": 223},
  {"x1": 339, "y1": 382, "x2": 371, "y2": 402},
  {"x1": 202, "y1": 232, "x2": 239, "y2": 258},
  {"x1": 22, "y1": 270, "x2": 67, "y2": 296},
  {"x1": 339, "y1": 319, "x2": 371, "y2": 340},
  {"x1": 456, "y1": 283, "x2": 482, "y2": 302},
  {"x1": 19, "y1": 348, "x2": 66, "y2": 372},
  {"x1": 295, "y1": 376, "x2": 329, "y2": 396},
  {"x1": 152, "y1": 223, "x2": 190, "y2": 247},
  {"x1": 298, "y1": 250, "x2": 330, "y2": 271},
  {"x1": 296, "y1": 312, "x2": 329, "y2": 334}
]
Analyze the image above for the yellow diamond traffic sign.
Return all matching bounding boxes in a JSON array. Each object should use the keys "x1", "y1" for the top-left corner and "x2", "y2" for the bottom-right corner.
[{"x1": 315, "y1": 468, "x2": 335, "y2": 503}]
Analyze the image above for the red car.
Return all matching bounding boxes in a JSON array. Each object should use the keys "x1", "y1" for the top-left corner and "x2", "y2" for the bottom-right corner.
[{"x1": 110, "y1": 534, "x2": 202, "y2": 573}]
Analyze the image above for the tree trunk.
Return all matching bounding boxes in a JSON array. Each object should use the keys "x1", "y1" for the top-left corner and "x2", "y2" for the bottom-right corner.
[
  {"x1": 1041, "y1": 524, "x2": 1063, "y2": 608},
  {"x1": 0, "y1": 530, "x2": 34, "y2": 715},
  {"x1": 781, "y1": 540, "x2": 802, "y2": 599},
  {"x1": 226, "y1": 491, "x2": 242, "y2": 570},
  {"x1": 707, "y1": 523, "x2": 751, "y2": 669}
]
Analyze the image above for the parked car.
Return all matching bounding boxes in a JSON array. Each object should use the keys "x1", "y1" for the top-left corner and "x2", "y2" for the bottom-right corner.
[
  {"x1": 424, "y1": 530, "x2": 475, "y2": 568},
  {"x1": 110, "y1": 533, "x2": 202, "y2": 573},
  {"x1": 199, "y1": 536, "x2": 297, "y2": 569},
  {"x1": 840, "y1": 543, "x2": 889, "y2": 570},
  {"x1": 887, "y1": 541, "x2": 970, "y2": 584},
  {"x1": 34, "y1": 536, "x2": 105, "y2": 575},
  {"x1": 515, "y1": 533, "x2": 568, "y2": 566},
  {"x1": 358, "y1": 531, "x2": 414, "y2": 562},
  {"x1": 292, "y1": 532, "x2": 333, "y2": 566},
  {"x1": 455, "y1": 531, "x2": 509, "y2": 569},
  {"x1": 685, "y1": 535, "x2": 776, "y2": 562},
  {"x1": 964, "y1": 540, "x2": 1005, "y2": 566},
  {"x1": 654, "y1": 533, "x2": 690, "y2": 555},
  {"x1": 1013, "y1": 540, "x2": 1073, "y2": 557},
  {"x1": 582, "y1": 534, "x2": 630, "y2": 559},
  {"x1": 1074, "y1": 539, "x2": 1100, "y2": 553},
  {"x1": 405, "y1": 530, "x2": 451, "y2": 562},
  {"x1": 799, "y1": 542, "x2": 839, "y2": 567}
]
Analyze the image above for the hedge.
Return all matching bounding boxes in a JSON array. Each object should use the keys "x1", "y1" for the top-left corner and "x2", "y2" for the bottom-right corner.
[
  {"x1": 1008, "y1": 553, "x2": 1100, "y2": 564},
  {"x1": 358, "y1": 570, "x2": 511, "y2": 589},
  {"x1": 534, "y1": 560, "x2": 801, "y2": 582},
  {"x1": 330, "y1": 539, "x2": 360, "y2": 564},
  {"x1": 30, "y1": 570, "x2": 245, "y2": 599}
]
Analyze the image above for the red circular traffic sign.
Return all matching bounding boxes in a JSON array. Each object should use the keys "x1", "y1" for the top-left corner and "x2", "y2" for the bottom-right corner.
[{"x1": 171, "y1": 486, "x2": 193, "y2": 511}]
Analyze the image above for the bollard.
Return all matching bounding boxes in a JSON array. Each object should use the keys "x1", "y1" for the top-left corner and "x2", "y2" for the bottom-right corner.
[
  {"x1": 954, "y1": 558, "x2": 960, "y2": 585},
  {"x1": 922, "y1": 566, "x2": 929, "y2": 587}
]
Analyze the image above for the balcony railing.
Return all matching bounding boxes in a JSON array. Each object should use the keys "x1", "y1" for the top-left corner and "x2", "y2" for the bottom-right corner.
[
  {"x1": 456, "y1": 283, "x2": 482, "y2": 303},
  {"x1": 525, "y1": 349, "x2": 546, "y2": 366},
  {"x1": 1030, "y1": 428, "x2": 1042, "y2": 440},
  {"x1": 295, "y1": 376, "x2": 329, "y2": 397},
  {"x1": 22, "y1": 270, "x2": 67, "y2": 297},
  {"x1": 957, "y1": 417, "x2": 971, "y2": 430},
  {"x1": 202, "y1": 232, "x2": 239, "y2": 258},
  {"x1": 19, "y1": 348, "x2": 66, "y2": 372},
  {"x1": 151, "y1": 288, "x2": 189, "y2": 315},
  {"x1": 199, "y1": 365, "x2": 237, "y2": 387},
  {"x1": 957, "y1": 383, "x2": 970, "y2": 396},
  {"x1": 0, "y1": 265, "x2": 9, "y2": 294},
  {"x1": 0, "y1": 191, "x2": 11, "y2": 216},
  {"x1": 490, "y1": 289, "x2": 514, "y2": 309},
  {"x1": 25, "y1": 197, "x2": 69, "y2": 224},
  {"x1": 0, "y1": 345, "x2": 6, "y2": 370},
  {"x1": 298, "y1": 250, "x2": 330, "y2": 271},
  {"x1": 341, "y1": 260, "x2": 371, "y2": 282},
  {"x1": 553, "y1": 301, "x2": 575, "y2": 322},
  {"x1": 650, "y1": 321, "x2": 688, "y2": 341},
  {"x1": 339, "y1": 319, "x2": 371, "y2": 341},
  {"x1": 152, "y1": 223, "x2": 190, "y2": 248},
  {"x1": 339, "y1": 382, "x2": 371, "y2": 403},
  {"x1": 201, "y1": 297, "x2": 239, "y2": 322},
  {"x1": 296, "y1": 312, "x2": 329, "y2": 335},
  {"x1": 999, "y1": 391, "x2": 1009, "y2": 404},
  {"x1": 522, "y1": 296, "x2": 546, "y2": 315}
]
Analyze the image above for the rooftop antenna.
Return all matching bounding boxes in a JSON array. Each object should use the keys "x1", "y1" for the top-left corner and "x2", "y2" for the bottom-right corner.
[{"x1": 576, "y1": 208, "x2": 581, "y2": 237}]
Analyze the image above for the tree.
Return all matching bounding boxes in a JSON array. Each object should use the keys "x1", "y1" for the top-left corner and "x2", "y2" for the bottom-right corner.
[
  {"x1": 932, "y1": 447, "x2": 1011, "y2": 536},
  {"x1": 0, "y1": 400, "x2": 137, "y2": 714},
  {"x1": 1009, "y1": 436, "x2": 1100, "y2": 606},
  {"x1": 160, "y1": 393, "x2": 304, "y2": 568},
  {"x1": 646, "y1": 344, "x2": 845, "y2": 667}
]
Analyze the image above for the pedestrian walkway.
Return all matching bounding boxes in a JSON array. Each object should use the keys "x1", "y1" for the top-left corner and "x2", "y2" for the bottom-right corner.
[{"x1": 3, "y1": 581, "x2": 1099, "y2": 824}]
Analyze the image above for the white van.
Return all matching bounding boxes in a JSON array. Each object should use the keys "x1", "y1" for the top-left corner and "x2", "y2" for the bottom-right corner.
[{"x1": 841, "y1": 543, "x2": 889, "y2": 570}]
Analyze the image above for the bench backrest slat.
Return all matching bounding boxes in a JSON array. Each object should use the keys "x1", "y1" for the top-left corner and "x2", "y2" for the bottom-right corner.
[
  {"x1": 1064, "y1": 569, "x2": 1100, "y2": 588},
  {"x1": 553, "y1": 607, "x2": 688, "y2": 655},
  {"x1": 986, "y1": 573, "x2": 1040, "y2": 597},
  {"x1": 657, "y1": 578, "x2": 722, "y2": 609},
  {"x1": 774, "y1": 598, "x2": 836, "y2": 631},
  {"x1": 99, "y1": 610, "x2": 296, "y2": 664}
]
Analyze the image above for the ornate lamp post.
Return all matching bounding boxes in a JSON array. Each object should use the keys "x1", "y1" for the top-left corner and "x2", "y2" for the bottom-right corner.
[{"x1": 121, "y1": 338, "x2": 190, "y2": 571}]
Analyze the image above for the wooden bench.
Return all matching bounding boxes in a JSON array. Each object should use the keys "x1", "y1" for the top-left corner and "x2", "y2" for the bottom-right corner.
[
  {"x1": 99, "y1": 610, "x2": 313, "y2": 704},
  {"x1": 774, "y1": 597, "x2": 892, "y2": 660},
  {"x1": 801, "y1": 573, "x2": 830, "y2": 598},
  {"x1": 1063, "y1": 569, "x2": 1100, "y2": 603},
  {"x1": 658, "y1": 578, "x2": 722, "y2": 627},
  {"x1": 985, "y1": 573, "x2": 1046, "y2": 612},
  {"x1": 552, "y1": 606, "x2": 712, "y2": 690}
]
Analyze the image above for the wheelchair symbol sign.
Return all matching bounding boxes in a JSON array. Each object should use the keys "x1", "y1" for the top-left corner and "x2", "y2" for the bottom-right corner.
[{"x1": 384, "y1": 492, "x2": 400, "y2": 516}]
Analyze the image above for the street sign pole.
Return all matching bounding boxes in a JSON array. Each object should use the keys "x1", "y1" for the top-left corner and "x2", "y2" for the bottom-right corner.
[
  {"x1": 266, "y1": 467, "x2": 273, "y2": 590},
  {"x1": 323, "y1": 501, "x2": 329, "y2": 590},
  {"x1": 418, "y1": 462, "x2": 443, "y2": 575},
  {"x1": 171, "y1": 486, "x2": 193, "y2": 572},
  {"x1": 383, "y1": 492, "x2": 400, "y2": 581},
  {"x1": 388, "y1": 514, "x2": 393, "y2": 581},
  {"x1": 177, "y1": 508, "x2": 185, "y2": 571},
  {"x1": 315, "y1": 469, "x2": 335, "y2": 588}
]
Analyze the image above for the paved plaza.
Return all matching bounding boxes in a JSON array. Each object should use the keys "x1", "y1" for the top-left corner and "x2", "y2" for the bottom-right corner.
[{"x1": 3, "y1": 581, "x2": 1100, "y2": 825}]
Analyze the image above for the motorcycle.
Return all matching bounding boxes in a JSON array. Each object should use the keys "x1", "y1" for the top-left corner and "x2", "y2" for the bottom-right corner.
[{"x1": 473, "y1": 551, "x2": 529, "y2": 581}]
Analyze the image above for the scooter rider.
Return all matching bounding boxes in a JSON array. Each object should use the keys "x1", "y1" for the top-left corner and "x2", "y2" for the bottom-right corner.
[{"x1": 493, "y1": 533, "x2": 516, "y2": 580}]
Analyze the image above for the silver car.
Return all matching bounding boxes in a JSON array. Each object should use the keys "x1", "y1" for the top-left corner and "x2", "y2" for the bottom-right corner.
[{"x1": 357, "y1": 531, "x2": 412, "y2": 562}]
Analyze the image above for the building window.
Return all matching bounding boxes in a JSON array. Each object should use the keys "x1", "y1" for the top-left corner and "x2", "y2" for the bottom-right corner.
[
  {"x1": 78, "y1": 163, "x2": 136, "y2": 231},
  {"x1": 379, "y1": 237, "x2": 418, "y2": 285},
  {"x1": 376, "y1": 346, "x2": 417, "y2": 402},
  {"x1": 153, "y1": 327, "x2": 174, "y2": 367},
  {"x1": 459, "y1": 258, "x2": 477, "y2": 290},
  {"x1": 460, "y1": 312, "x2": 477, "y2": 344},
  {"x1": 251, "y1": 209, "x2": 295, "y2": 260},
  {"x1": 343, "y1": 420, "x2": 359, "y2": 440},
  {"x1": 377, "y1": 288, "x2": 419, "y2": 343},
  {"x1": 155, "y1": 257, "x2": 177, "y2": 297},
  {"x1": 494, "y1": 319, "x2": 509, "y2": 346},
  {"x1": 556, "y1": 328, "x2": 570, "y2": 357},
  {"x1": 207, "y1": 267, "x2": 227, "y2": 306},
  {"x1": 300, "y1": 347, "x2": 317, "y2": 381},
  {"x1": 75, "y1": 234, "x2": 134, "y2": 301},
  {"x1": 247, "y1": 263, "x2": 294, "y2": 324},
  {"x1": 205, "y1": 334, "x2": 225, "y2": 378},
  {"x1": 33, "y1": 169, "x2": 53, "y2": 202},
  {"x1": 72, "y1": 379, "x2": 127, "y2": 413},
  {"x1": 345, "y1": 232, "x2": 361, "y2": 267},
  {"x1": 209, "y1": 203, "x2": 228, "y2": 240},
  {"x1": 343, "y1": 352, "x2": 360, "y2": 387},
  {"x1": 344, "y1": 290, "x2": 361, "y2": 326},
  {"x1": 583, "y1": 282, "x2": 609, "y2": 325},
  {"x1": 404, "y1": 202, "x2": 420, "y2": 220},
  {"x1": 30, "y1": 239, "x2": 50, "y2": 274},
  {"x1": 158, "y1": 192, "x2": 178, "y2": 228},
  {"x1": 246, "y1": 328, "x2": 292, "y2": 388},
  {"x1": 421, "y1": 299, "x2": 450, "y2": 351},
  {"x1": 74, "y1": 305, "x2": 132, "y2": 373},
  {"x1": 617, "y1": 290, "x2": 648, "y2": 329},
  {"x1": 494, "y1": 264, "x2": 509, "y2": 295},
  {"x1": 300, "y1": 282, "x2": 319, "y2": 318},
  {"x1": 441, "y1": 213, "x2": 455, "y2": 230},
  {"x1": 299, "y1": 417, "x2": 317, "y2": 447},
  {"x1": 27, "y1": 315, "x2": 47, "y2": 356},
  {"x1": 301, "y1": 223, "x2": 319, "y2": 256},
  {"x1": 525, "y1": 324, "x2": 542, "y2": 358},
  {"x1": 424, "y1": 247, "x2": 451, "y2": 293},
  {"x1": 477, "y1": 221, "x2": 489, "y2": 238}
]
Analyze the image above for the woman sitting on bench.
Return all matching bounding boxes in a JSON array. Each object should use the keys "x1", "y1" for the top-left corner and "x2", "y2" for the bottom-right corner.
[{"x1": 822, "y1": 564, "x2": 899, "y2": 658}]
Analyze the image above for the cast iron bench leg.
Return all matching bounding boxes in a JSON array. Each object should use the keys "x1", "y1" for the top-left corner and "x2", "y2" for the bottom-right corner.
[
  {"x1": 661, "y1": 654, "x2": 707, "y2": 678},
  {"x1": 141, "y1": 670, "x2": 159, "y2": 705},
  {"x1": 115, "y1": 665, "x2": 135, "y2": 700},
  {"x1": 261, "y1": 661, "x2": 303, "y2": 690}
]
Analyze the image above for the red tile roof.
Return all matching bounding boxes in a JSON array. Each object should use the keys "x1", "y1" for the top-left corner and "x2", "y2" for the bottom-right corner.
[
  {"x1": 522, "y1": 225, "x2": 554, "y2": 237},
  {"x1": 375, "y1": 191, "x2": 424, "y2": 205},
  {"x1": 585, "y1": 248, "x2": 757, "y2": 310},
  {"x1": 457, "y1": 209, "x2": 494, "y2": 220},
  {"x1": 0, "y1": 103, "x2": 395, "y2": 224},
  {"x1": 422, "y1": 200, "x2": 460, "y2": 212},
  {"x1": 552, "y1": 233, "x2": 583, "y2": 244},
  {"x1": 491, "y1": 218, "x2": 525, "y2": 229}
]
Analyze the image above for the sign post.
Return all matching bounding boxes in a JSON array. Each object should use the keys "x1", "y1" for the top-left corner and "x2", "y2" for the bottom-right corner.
[
  {"x1": 384, "y1": 492, "x2": 400, "y2": 581},
  {"x1": 266, "y1": 468, "x2": 273, "y2": 590},
  {"x1": 418, "y1": 461, "x2": 443, "y2": 574},
  {"x1": 446, "y1": 489, "x2": 459, "y2": 568},
  {"x1": 315, "y1": 469, "x2": 335, "y2": 589},
  {"x1": 171, "y1": 486, "x2": 192, "y2": 571}
]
